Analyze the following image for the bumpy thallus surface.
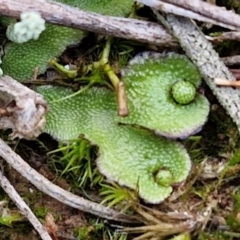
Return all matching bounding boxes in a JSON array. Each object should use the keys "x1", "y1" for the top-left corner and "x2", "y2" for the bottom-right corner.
[
  {"x1": 38, "y1": 86, "x2": 191, "y2": 203},
  {"x1": 121, "y1": 52, "x2": 210, "y2": 139}
]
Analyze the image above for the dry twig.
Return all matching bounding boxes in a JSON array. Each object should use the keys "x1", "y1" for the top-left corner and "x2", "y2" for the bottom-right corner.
[
  {"x1": 0, "y1": 76, "x2": 47, "y2": 139},
  {"x1": 1, "y1": 0, "x2": 240, "y2": 49},
  {"x1": 0, "y1": 0, "x2": 177, "y2": 48},
  {"x1": 137, "y1": 0, "x2": 238, "y2": 30},
  {"x1": 210, "y1": 32, "x2": 240, "y2": 42},
  {"x1": 222, "y1": 55, "x2": 240, "y2": 66},
  {"x1": 0, "y1": 137, "x2": 137, "y2": 223},
  {"x1": 0, "y1": 168, "x2": 53, "y2": 240},
  {"x1": 141, "y1": 0, "x2": 240, "y2": 30},
  {"x1": 214, "y1": 78, "x2": 240, "y2": 87}
]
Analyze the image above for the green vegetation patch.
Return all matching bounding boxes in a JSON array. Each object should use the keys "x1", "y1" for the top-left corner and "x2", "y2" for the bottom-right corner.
[
  {"x1": 37, "y1": 86, "x2": 192, "y2": 203},
  {"x1": 2, "y1": 24, "x2": 84, "y2": 81},
  {"x1": 120, "y1": 52, "x2": 210, "y2": 139}
]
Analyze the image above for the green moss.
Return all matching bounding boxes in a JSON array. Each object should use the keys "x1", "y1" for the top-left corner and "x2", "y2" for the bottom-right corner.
[
  {"x1": 120, "y1": 52, "x2": 210, "y2": 139},
  {"x1": 2, "y1": 24, "x2": 84, "y2": 81},
  {"x1": 37, "y1": 86, "x2": 191, "y2": 203},
  {"x1": 56, "y1": 0, "x2": 133, "y2": 17},
  {"x1": 197, "y1": 232, "x2": 227, "y2": 240}
]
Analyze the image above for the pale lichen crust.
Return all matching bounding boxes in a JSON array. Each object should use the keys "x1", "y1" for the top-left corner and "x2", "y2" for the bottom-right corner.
[
  {"x1": 37, "y1": 86, "x2": 191, "y2": 203},
  {"x1": 120, "y1": 52, "x2": 210, "y2": 139}
]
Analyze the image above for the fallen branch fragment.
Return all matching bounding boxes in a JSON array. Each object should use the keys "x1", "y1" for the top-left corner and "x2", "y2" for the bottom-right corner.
[
  {"x1": 214, "y1": 78, "x2": 240, "y2": 87},
  {"x1": 0, "y1": 0, "x2": 239, "y2": 50},
  {"x1": 137, "y1": 0, "x2": 239, "y2": 30},
  {"x1": 0, "y1": 0, "x2": 177, "y2": 48},
  {"x1": 0, "y1": 76, "x2": 47, "y2": 139},
  {"x1": 221, "y1": 55, "x2": 240, "y2": 66},
  {"x1": 210, "y1": 32, "x2": 240, "y2": 42},
  {"x1": 0, "y1": 137, "x2": 137, "y2": 223},
  {"x1": 140, "y1": 0, "x2": 240, "y2": 30},
  {"x1": 0, "y1": 168, "x2": 53, "y2": 240},
  {"x1": 153, "y1": 11, "x2": 240, "y2": 132}
]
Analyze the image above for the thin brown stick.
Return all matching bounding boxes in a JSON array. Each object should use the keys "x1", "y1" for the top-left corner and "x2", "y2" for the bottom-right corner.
[
  {"x1": 0, "y1": 0, "x2": 176, "y2": 48},
  {"x1": 138, "y1": 0, "x2": 240, "y2": 30},
  {"x1": 222, "y1": 55, "x2": 240, "y2": 66},
  {"x1": 214, "y1": 78, "x2": 240, "y2": 87},
  {"x1": 0, "y1": 168, "x2": 53, "y2": 240},
  {"x1": 151, "y1": 0, "x2": 240, "y2": 30},
  {"x1": 117, "y1": 81, "x2": 129, "y2": 116},
  {"x1": 137, "y1": 0, "x2": 238, "y2": 30},
  {"x1": 1, "y1": 0, "x2": 240, "y2": 49},
  {"x1": 210, "y1": 32, "x2": 240, "y2": 42},
  {"x1": 0, "y1": 76, "x2": 47, "y2": 139},
  {"x1": 0, "y1": 137, "x2": 137, "y2": 222}
]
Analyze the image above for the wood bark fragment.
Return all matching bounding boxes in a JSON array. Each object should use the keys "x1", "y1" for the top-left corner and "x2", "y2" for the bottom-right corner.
[
  {"x1": 211, "y1": 32, "x2": 240, "y2": 42},
  {"x1": 214, "y1": 78, "x2": 240, "y2": 87},
  {"x1": 0, "y1": 0, "x2": 239, "y2": 49},
  {"x1": 0, "y1": 0, "x2": 177, "y2": 48},
  {"x1": 0, "y1": 76, "x2": 47, "y2": 139},
  {"x1": 0, "y1": 137, "x2": 138, "y2": 223},
  {"x1": 0, "y1": 168, "x2": 53, "y2": 240},
  {"x1": 147, "y1": 0, "x2": 240, "y2": 30},
  {"x1": 137, "y1": 0, "x2": 239, "y2": 30},
  {"x1": 137, "y1": 0, "x2": 240, "y2": 30},
  {"x1": 221, "y1": 55, "x2": 240, "y2": 66}
]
